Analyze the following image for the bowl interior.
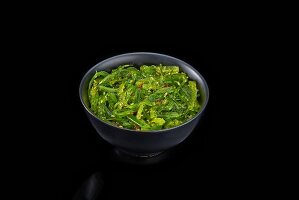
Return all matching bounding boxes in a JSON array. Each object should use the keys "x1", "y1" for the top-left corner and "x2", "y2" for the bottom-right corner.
[{"x1": 80, "y1": 53, "x2": 209, "y2": 118}]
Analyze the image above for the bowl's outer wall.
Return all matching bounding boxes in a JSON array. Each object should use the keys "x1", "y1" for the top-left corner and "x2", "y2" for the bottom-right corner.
[
  {"x1": 86, "y1": 110, "x2": 201, "y2": 153},
  {"x1": 80, "y1": 53, "x2": 209, "y2": 153}
]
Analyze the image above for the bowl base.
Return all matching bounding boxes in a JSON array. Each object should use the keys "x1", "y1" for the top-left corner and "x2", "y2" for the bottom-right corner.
[
  {"x1": 115, "y1": 148, "x2": 163, "y2": 158},
  {"x1": 112, "y1": 148, "x2": 170, "y2": 165}
]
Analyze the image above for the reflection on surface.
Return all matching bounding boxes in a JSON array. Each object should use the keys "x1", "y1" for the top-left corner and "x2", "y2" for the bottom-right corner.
[
  {"x1": 72, "y1": 172, "x2": 104, "y2": 200},
  {"x1": 72, "y1": 147, "x2": 177, "y2": 199}
]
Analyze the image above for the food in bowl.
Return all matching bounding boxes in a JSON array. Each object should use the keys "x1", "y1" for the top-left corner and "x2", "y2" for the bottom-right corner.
[{"x1": 88, "y1": 64, "x2": 201, "y2": 131}]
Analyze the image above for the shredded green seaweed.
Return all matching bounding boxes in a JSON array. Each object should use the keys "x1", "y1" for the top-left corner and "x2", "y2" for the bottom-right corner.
[{"x1": 88, "y1": 64, "x2": 201, "y2": 130}]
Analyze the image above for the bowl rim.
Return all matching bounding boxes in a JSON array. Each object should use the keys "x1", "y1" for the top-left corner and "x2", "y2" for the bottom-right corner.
[{"x1": 79, "y1": 52, "x2": 209, "y2": 133}]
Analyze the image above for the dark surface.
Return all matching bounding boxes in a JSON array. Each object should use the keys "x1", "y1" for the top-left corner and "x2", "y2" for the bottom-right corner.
[
  {"x1": 3, "y1": 7, "x2": 277, "y2": 199},
  {"x1": 24, "y1": 42, "x2": 250, "y2": 199},
  {"x1": 79, "y1": 53, "x2": 209, "y2": 155}
]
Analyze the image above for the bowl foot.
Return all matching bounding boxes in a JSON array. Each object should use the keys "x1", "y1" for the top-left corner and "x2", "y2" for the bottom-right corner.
[
  {"x1": 112, "y1": 148, "x2": 170, "y2": 165},
  {"x1": 115, "y1": 148, "x2": 163, "y2": 158}
]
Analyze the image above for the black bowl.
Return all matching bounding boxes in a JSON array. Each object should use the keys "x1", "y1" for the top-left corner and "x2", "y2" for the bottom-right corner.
[{"x1": 79, "y1": 52, "x2": 209, "y2": 157}]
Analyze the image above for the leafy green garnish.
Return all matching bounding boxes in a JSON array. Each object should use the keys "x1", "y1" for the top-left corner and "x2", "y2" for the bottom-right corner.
[{"x1": 88, "y1": 64, "x2": 201, "y2": 130}]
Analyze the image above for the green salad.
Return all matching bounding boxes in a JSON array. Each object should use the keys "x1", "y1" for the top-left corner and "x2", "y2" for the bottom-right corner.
[{"x1": 88, "y1": 64, "x2": 201, "y2": 131}]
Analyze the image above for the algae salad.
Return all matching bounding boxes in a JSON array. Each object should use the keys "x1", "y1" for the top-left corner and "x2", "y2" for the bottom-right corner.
[{"x1": 88, "y1": 64, "x2": 201, "y2": 131}]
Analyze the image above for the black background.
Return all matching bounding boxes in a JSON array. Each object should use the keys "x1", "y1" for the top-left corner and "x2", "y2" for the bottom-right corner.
[
  {"x1": 5, "y1": 6, "x2": 281, "y2": 199},
  {"x1": 17, "y1": 39, "x2": 255, "y2": 199}
]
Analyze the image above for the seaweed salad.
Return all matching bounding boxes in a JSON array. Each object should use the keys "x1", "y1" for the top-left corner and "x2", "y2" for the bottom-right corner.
[{"x1": 88, "y1": 64, "x2": 201, "y2": 131}]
